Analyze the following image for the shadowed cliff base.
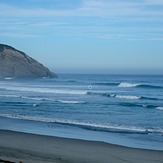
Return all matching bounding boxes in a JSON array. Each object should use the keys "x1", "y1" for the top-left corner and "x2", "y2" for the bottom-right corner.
[{"x1": 0, "y1": 44, "x2": 57, "y2": 79}]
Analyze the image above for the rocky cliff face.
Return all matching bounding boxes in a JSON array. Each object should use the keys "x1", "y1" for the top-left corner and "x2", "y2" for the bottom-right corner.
[{"x1": 0, "y1": 44, "x2": 57, "y2": 78}]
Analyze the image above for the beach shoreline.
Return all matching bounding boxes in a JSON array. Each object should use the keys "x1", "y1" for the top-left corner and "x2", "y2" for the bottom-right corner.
[{"x1": 0, "y1": 130, "x2": 163, "y2": 163}]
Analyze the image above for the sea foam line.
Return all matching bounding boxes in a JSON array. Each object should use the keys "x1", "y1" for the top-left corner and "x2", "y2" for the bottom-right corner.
[
  {"x1": 0, "y1": 94, "x2": 85, "y2": 104},
  {"x1": 0, "y1": 86, "x2": 87, "y2": 95},
  {"x1": 118, "y1": 82, "x2": 162, "y2": 89},
  {"x1": 94, "y1": 82, "x2": 162, "y2": 89},
  {"x1": 87, "y1": 92, "x2": 161, "y2": 101},
  {"x1": 115, "y1": 95, "x2": 140, "y2": 100},
  {"x1": 118, "y1": 82, "x2": 140, "y2": 88},
  {"x1": 117, "y1": 102, "x2": 163, "y2": 110},
  {"x1": 0, "y1": 114, "x2": 162, "y2": 135},
  {"x1": 156, "y1": 107, "x2": 163, "y2": 111},
  {"x1": 57, "y1": 100, "x2": 85, "y2": 104},
  {"x1": 0, "y1": 94, "x2": 21, "y2": 98}
]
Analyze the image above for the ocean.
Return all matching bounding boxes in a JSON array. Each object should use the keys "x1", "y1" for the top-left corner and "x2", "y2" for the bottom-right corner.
[{"x1": 0, "y1": 74, "x2": 163, "y2": 150}]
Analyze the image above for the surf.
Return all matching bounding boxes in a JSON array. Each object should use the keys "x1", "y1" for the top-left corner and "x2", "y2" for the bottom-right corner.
[
  {"x1": 0, "y1": 114, "x2": 162, "y2": 136},
  {"x1": 86, "y1": 91, "x2": 161, "y2": 101},
  {"x1": 0, "y1": 86, "x2": 87, "y2": 95},
  {"x1": 118, "y1": 82, "x2": 162, "y2": 89}
]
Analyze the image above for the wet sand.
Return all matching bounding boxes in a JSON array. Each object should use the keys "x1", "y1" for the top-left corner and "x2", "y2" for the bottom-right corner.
[{"x1": 0, "y1": 130, "x2": 163, "y2": 163}]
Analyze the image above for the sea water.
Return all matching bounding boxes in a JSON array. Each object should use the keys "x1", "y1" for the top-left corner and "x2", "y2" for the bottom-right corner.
[{"x1": 0, "y1": 74, "x2": 163, "y2": 150}]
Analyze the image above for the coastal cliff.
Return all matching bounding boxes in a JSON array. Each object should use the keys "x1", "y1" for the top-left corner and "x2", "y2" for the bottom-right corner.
[{"x1": 0, "y1": 44, "x2": 57, "y2": 78}]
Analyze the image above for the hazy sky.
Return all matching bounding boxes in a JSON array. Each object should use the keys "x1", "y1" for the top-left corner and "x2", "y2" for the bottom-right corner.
[{"x1": 0, "y1": 0, "x2": 163, "y2": 74}]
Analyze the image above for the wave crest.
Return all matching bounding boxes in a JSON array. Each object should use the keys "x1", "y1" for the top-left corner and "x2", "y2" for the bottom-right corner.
[
  {"x1": 87, "y1": 92, "x2": 161, "y2": 101},
  {"x1": 0, "y1": 94, "x2": 85, "y2": 104},
  {"x1": 57, "y1": 100, "x2": 85, "y2": 104},
  {"x1": 118, "y1": 82, "x2": 162, "y2": 89},
  {"x1": 0, "y1": 114, "x2": 162, "y2": 135},
  {"x1": 118, "y1": 82, "x2": 139, "y2": 88},
  {"x1": 115, "y1": 95, "x2": 140, "y2": 100},
  {"x1": 0, "y1": 86, "x2": 87, "y2": 95},
  {"x1": 156, "y1": 107, "x2": 163, "y2": 111}
]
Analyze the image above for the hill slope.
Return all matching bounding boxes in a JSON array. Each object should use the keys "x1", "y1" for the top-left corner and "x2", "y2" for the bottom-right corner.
[{"x1": 0, "y1": 44, "x2": 57, "y2": 78}]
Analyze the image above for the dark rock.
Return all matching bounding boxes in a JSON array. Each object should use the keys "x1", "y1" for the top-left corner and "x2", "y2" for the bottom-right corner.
[
  {"x1": 0, "y1": 159, "x2": 15, "y2": 163},
  {"x1": 0, "y1": 44, "x2": 57, "y2": 78}
]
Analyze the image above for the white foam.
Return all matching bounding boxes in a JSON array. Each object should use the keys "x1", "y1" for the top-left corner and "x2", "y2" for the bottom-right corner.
[
  {"x1": 21, "y1": 96, "x2": 54, "y2": 101},
  {"x1": 0, "y1": 94, "x2": 85, "y2": 104},
  {"x1": 0, "y1": 95, "x2": 51, "y2": 101},
  {"x1": 0, "y1": 86, "x2": 87, "y2": 95},
  {"x1": 5, "y1": 77, "x2": 13, "y2": 80},
  {"x1": 118, "y1": 82, "x2": 139, "y2": 88},
  {"x1": 156, "y1": 107, "x2": 163, "y2": 111},
  {"x1": 115, "y1": 95, "x2": 140, "y2": 100},
  {"x1": 57, "y1": 100, "x2": 84, "y2": 104},
  {"x1": 0, "y1": 113, "x2": 143, "y2": 130},
  {"x1": 0, "y1": 94, "x2": 21, "y2": 98},
  {"x1": 0, "y1": 114, "x2": 162, "y2": 135}
]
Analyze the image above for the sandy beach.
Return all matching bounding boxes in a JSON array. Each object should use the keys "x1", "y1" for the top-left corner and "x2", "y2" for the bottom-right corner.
[{"x1": 0, "y1": 130, "x2": 162, "y2": 163}]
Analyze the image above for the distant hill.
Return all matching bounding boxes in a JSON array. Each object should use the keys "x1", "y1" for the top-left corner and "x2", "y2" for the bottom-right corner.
[{"x1": 0, "y1": 44, "x2": 57, "y2": 78}]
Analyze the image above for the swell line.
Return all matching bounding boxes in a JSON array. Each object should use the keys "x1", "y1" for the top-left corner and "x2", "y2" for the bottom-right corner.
[
  {"x1": 0, "y1": 114, "x2": 162, "y2": 135},
  {"x1": 0, "y1": 86, "x2": 87, "y2": 95},
  {"x1": 0, "y1": 95, "x2": 85, "y2": 104},
  {"x1": 116, "y1": 102, "x2": 163, "y2": 110},
  {"x1": 87, "y1": 92, "x2": 161, "y2": 101},
  {"x1": 93, "y1": 82, "x2": 162, "y2": 89},
  {"x1": 94, "y1": 82, "x2": 119, "y2": 86},
  {"x1": 118, "y1": 82, "x2": 162, "y2": 89}
]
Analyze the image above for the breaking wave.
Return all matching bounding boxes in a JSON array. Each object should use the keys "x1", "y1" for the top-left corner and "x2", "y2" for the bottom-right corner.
[
  {"x1": 117, "y1": 102, "x2": 163, "y2": 110},
  {"x1": 115, "y1": 95, "x2": 140, "y2": 100},
  {"x1": 0, "y1": 94, "x2": 162, "y2": 110},
  {"x1": 0, "y1": 114, "x2": 162, "y2": 135},
  {"x1": 118, "y1": 82, "x2": 139, "y2": 87},
  {"x1": 57, "y1": 100, "x2": 85, "y2": 104},
  {"x1": 93, "y1": 82, "x2": 162, "y2": 89},
  {"x1": 86, "y1": 92, "x2": 161, "y2": 101},
  {"x1": 156, "y1": 107, "x2": 163, "y2": 111},
  {"x1": 0, "y1": 94, "x2": 85, "y2": 104},
  {"x1": 118, "y1": 82, "x2": 162, "y2": 89},
  {"x1": 0, "y1": 86, "x2": 87, "y2": 95}
]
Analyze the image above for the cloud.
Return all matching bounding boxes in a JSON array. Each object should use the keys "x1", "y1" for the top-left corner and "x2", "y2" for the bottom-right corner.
[
  {"x1": 0, "y1": 0, "x2": 163, "y2": 18},
  {"x1": 30, "y1": 22, "x2": 68, "y2": 27},
  {"x1": 0, "y1": 0, "x2": 162, "y2": 40},
  {"x1": 145, "y1": 0, "x2": 163, "y2": 5},
  {"x1": 0, "y1": 32, "x2": 40, "y2": 38},
  {"x1": 100, "y1": 33, "x2": 163, "y2": 41},
  {"x1": 0, "y1": 3, "x2": 82, "y2": 17}
]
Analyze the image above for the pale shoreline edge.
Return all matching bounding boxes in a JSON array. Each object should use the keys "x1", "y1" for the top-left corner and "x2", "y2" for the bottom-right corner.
[{"x1": 0, "y1": 129, "x2": 163, "y2": 163}]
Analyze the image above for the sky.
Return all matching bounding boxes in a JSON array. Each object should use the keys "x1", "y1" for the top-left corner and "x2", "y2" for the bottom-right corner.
[{"x1": 0, "y1": 0, "x2": 163, "y2": 74}]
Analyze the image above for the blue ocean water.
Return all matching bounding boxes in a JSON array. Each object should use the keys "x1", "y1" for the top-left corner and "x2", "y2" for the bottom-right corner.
[{"x1": 0, "y1": 74, "x2": 163, "y2": 150}]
